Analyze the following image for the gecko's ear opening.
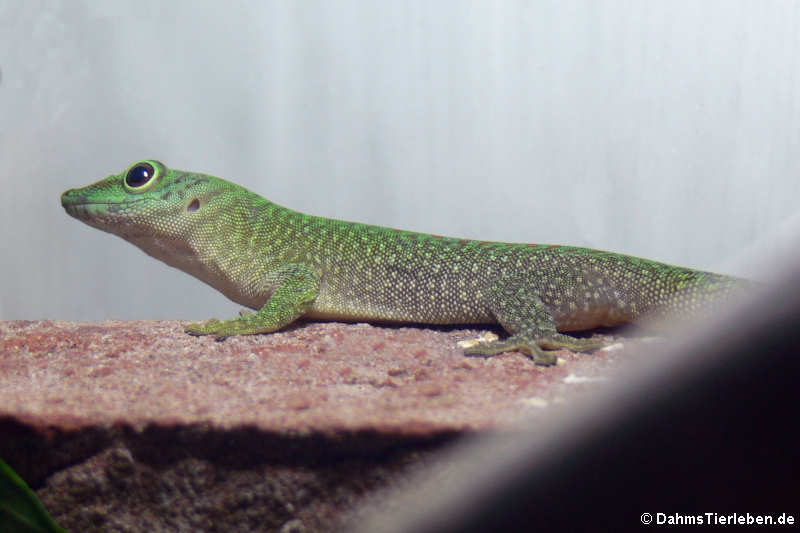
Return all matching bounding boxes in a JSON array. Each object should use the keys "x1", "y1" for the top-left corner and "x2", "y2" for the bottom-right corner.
[{"x1": 187, "y1": 199, "x2": 200, "y2": 212}]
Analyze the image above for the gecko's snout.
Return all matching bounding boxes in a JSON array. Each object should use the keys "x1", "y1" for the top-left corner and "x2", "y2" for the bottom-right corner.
[
  {"x1": 60, "y1": 189, "x2": 73, "y2": 207},
  {"x1": 60, "y1": 188, "x2": 86, "y2": 211}
]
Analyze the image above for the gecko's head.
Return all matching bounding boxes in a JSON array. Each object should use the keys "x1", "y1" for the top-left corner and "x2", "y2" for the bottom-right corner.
[{"x1": 61, "y1": 160, "x2": 229, "y2": 240}]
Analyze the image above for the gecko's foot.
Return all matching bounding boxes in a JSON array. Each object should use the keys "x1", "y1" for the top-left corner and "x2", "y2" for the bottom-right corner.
[
  {"x1": 463, "y1": 338, "x2": 558, "y2": 366},
  {"x1": 185, "y1": 315, "x2": 285, "y2": 340},
  {"x1": 536, "y1": 333, "x2": 606, "y2": 352},
  {"x1": 185, "y1": 319, "x2": 232, "y2": 341},
  {"x1": 462, "y1": 333, "x2": 605, "y2": 366}
]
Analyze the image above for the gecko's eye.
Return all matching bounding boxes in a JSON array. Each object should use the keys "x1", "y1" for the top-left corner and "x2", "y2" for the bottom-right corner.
[{"x1": 126, "y1": 163, "x2": 155, "y2": 188}]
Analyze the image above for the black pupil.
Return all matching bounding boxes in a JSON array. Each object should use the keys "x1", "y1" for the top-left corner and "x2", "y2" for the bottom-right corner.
[{"x1": 126, "y1": 164, "x2": 154, "y2": 188}]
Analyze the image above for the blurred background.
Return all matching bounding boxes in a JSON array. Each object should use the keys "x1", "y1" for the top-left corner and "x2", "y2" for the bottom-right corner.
[{"x1": 2, "y1": 0, "x2": 799, "y2": 321}]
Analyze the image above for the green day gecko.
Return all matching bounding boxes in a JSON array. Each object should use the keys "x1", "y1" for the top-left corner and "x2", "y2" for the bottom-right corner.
[{"x1": 61, "y1": 160, "x2": 749, "y2": 365}]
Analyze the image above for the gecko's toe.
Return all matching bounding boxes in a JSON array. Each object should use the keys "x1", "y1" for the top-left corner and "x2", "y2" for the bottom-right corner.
[{"x1": 185, "y1": 318, "x2": 224, "y2": 336}]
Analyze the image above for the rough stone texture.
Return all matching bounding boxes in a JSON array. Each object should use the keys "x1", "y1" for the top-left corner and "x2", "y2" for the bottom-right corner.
[{"x1": 0, "y1": 319, "x2": 652, "y2": 532}]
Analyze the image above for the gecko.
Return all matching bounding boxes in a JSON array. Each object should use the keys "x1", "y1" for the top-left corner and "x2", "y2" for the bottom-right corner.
[{"x1": 61, "y1": 160, "x2": 748, "y2": 365}]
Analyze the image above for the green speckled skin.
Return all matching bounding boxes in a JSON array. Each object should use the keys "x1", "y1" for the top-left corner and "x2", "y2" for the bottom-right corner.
[{"x1": 61, "y1": 160, "x2": 747, "y2": 365}]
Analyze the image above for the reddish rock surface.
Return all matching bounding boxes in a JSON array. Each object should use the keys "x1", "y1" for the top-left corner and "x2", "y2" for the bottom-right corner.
[{"x1": 0, "y1": 319, "x2": 647, "y2": 532}]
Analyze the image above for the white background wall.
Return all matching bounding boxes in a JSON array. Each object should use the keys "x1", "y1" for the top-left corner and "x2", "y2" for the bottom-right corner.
[{"x1": 2, "y1": 0, "x2": 799, "y2": 321}]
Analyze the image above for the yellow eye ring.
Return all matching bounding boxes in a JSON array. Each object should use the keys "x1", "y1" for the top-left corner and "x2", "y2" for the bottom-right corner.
[{"x1": 123, "y1": 160, "x2": 165, "y2": 192}]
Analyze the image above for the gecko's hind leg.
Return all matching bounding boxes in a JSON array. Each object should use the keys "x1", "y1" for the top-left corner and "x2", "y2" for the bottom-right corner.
[{"x1": 462, "y1": 276, "x2": 604, "y2": 366}]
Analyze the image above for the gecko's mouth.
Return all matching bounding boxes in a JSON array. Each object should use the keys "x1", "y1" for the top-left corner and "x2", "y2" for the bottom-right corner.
[
  {"x1": 61, "y1": 199, "x2": 116, "y2": 216},
  {"x1": 61, "y1": 191, "x2": 119, "y2": 208},
  {"x1": 61, "y1": 198, "x2": 130, "y2": 225},
  {"x1": 61, "y1": 189, "x2": 110, "y2": 208},
  {"x1": 62, "y1": 201, "x2": 120, "y2": 208},
  {"x1": 61, "y1": 190, "x2": 150, "y2": 211},
  {"x1": 61, "y1": 203, "x2": 109, "y2": 225}
]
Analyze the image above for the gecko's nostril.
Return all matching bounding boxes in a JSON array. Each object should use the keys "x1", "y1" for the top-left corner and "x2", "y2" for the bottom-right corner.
[{"x1": 187, "y1": 198, "x2": 200, "y2": 212}]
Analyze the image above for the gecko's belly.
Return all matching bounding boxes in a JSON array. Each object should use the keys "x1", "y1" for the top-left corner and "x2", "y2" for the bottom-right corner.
[
  {"x1": 307, "y1": 298, "x2": 493, "y2": 325},
  {"x1": 552, "y1": 303, "x2": 634, "y2": 331}
]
